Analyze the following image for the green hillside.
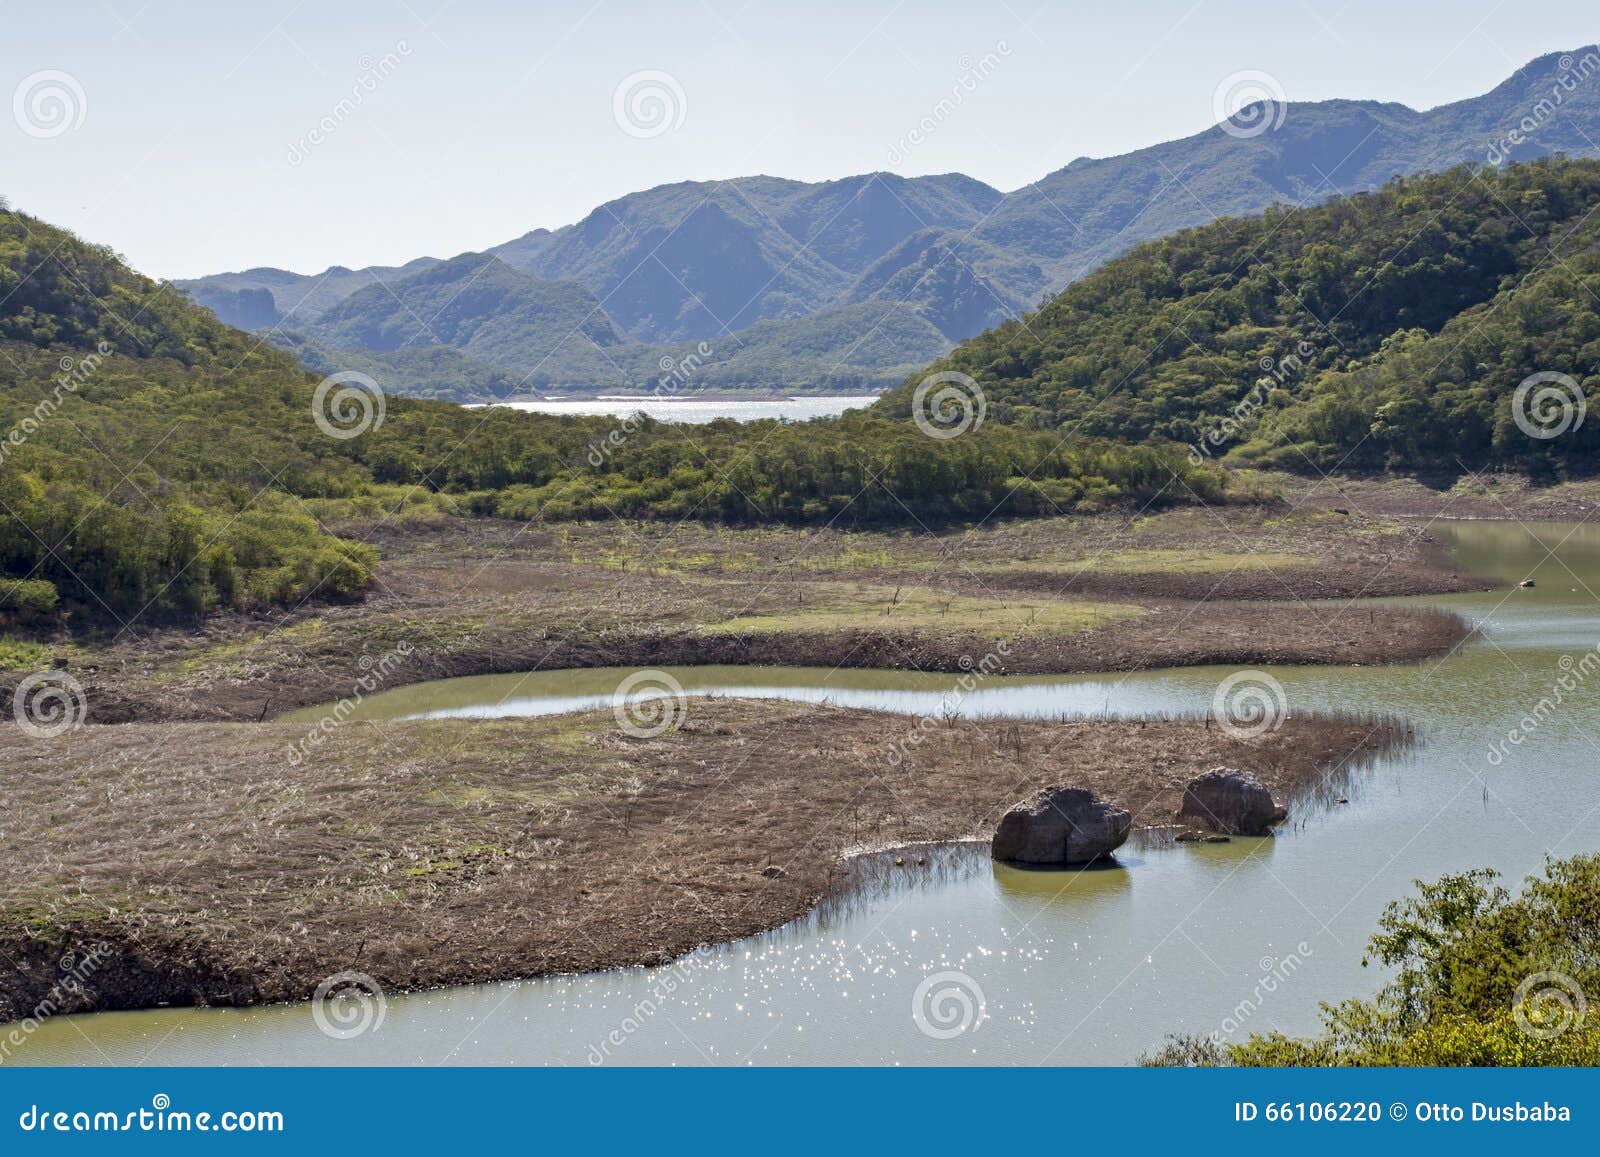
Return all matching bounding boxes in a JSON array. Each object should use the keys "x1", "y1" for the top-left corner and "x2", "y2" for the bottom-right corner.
[
  {"x1": 1, "y1": 205, "x2": 1208, "y2": 628},
  {"x1": 881, "y1": 159, "x2": 1600, "y2": 476}
]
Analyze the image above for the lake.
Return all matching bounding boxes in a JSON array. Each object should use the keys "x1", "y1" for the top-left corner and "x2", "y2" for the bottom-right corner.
[
  {"x1": 470, "y1": 395, "x2": 878, "y2": 423},
  {"x1": 16, "y1": 520, "x2": 1600, "y2": 1065}
]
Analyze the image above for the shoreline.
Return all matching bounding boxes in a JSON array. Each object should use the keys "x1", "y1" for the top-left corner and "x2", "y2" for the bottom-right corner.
[
  {"x1": 75, "y1": 601, "x2": 1474, "y2": 725},
  {"x1": 5, "y1": 506, "x2": 1485, "y2": 726},
  {"x1": 0, "y1": 702, "x2": 1405, "y2": 1024},
  {"x1": 0, "y1": 505, "x2": 1488, "y2": 1028}
]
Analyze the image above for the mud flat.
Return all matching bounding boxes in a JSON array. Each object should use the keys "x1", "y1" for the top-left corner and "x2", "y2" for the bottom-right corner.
[{"x1": 0, "y1": 700, "x2": 1400, "y2": 1020}]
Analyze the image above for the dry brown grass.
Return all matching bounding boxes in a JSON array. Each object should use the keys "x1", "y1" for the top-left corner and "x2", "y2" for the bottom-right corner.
[
  {"x1": 0, "y1": 699, "x2": 1401, "y2": 1019},
  {"x1": 2, "y1": 507, "x2": 1478, "y2": 726}
]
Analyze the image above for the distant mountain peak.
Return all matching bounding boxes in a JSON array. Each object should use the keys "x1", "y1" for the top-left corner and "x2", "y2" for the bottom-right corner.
[{"x1": 177, "y1": 48, "x2": 1600, "y2": 400}]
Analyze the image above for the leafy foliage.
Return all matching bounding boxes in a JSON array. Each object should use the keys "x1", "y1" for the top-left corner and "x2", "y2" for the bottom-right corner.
[
  {"x1": 2, "y1": 205, "x2": 1219, "y2": 628},
  {"x1": 1143, "y1": 854, "x2": 1600, "y2": 1066},
  {"x1": 469, "y1": 413, "x2": 1215, "y2": 526},
  {"x1": 887, "y1": 159, "x2": 1600, "y2": 476}
]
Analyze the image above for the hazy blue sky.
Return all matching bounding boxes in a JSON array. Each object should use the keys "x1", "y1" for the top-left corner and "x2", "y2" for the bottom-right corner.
[{"x1": 3, "y1": 1, "x2": 1596, "y2": 278}]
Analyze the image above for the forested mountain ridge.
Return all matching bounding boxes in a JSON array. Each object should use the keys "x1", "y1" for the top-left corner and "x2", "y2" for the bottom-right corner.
[
  {"x1": 879, "y1": 159, "x2": 1600, "y2": 476},
  {"x1": 1, "y1": 204, "x2": 1210, "y2": 626},
  {"x1": 174, "y1": 48, "x2": 1600, "y2": 400}
]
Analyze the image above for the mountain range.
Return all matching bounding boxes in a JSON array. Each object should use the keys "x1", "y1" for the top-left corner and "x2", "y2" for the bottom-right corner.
[{"x1": 177, "y1": 46, "x2": 1600, "y2": 401}]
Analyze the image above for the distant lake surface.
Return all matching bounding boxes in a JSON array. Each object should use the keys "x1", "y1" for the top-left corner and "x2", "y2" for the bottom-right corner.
[{"x1": 473, "y1": 395, "x2": 878, "y2": 423}]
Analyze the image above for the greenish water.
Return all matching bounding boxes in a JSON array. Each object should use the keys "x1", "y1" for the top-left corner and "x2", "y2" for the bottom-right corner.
[{"x1": 15, "y1": 520, "x2": 1600, "y2": 1066}]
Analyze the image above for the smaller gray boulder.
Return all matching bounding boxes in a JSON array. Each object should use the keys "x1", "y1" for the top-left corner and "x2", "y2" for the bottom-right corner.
[
  {"x1": 1177, "y1": 768, "x2": 1288, "y2": 836},
  {"x1": 992, "y1": 786, "x2": 1131, "y2": 865}
]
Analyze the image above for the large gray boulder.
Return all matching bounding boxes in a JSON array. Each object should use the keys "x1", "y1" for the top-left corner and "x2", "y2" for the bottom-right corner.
[
  {"x1": 991, "y1": 786, "x2": 1131, "y2": 865},
  {"x1": 1177, "y1": 768, "x2": 1288, "y2": 836}
]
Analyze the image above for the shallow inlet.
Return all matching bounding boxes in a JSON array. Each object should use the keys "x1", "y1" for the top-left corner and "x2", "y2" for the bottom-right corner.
[{"x1": 17, "y1": 520, "x2": 1600, "y2": 1065}]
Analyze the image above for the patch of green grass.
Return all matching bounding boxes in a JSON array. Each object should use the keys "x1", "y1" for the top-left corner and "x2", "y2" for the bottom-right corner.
[
  {"x1": 985, "y1": 548, "x2": 1318, "y2": 575},
  {"x1": 0, "y1": 637, "x2": 50, "y2": 669},
  {"x1": 404, "y1": 858, "x2": 463, "y2": 877},
  {"x1": 706, "y1": 583, "x2": 1142, "y2": 635}
]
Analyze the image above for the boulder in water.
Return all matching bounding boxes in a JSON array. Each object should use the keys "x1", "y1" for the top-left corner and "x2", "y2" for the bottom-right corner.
[
  {"x1": 1177, "y1": 768, "x2": 1287, "y2": 836},
  {"x1": 991, "y1": 786, "x2": 1131, "y2": 865}
]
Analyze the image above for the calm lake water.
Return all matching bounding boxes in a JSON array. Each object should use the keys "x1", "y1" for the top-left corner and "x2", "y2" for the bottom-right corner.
[
  {"x1": 471, "y1": 395, "x2": 877, "y2": 423},
  {"x1": 17, "y1": 520, "x2": 1600, "y2": 1065}
]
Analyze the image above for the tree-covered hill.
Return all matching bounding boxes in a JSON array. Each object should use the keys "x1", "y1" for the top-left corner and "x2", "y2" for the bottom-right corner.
[
  {"x1": 881, "y1": 158, "x2": 1600, "y2": 477},
  {"x1": 1, "y1": 205, "x2": 1211, "y2": 629}
]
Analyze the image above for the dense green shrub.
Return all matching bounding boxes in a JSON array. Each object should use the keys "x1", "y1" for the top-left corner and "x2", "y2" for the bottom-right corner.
[
  {"x1": 0, "y1": 576, "x2": 58, "y2": 623},
  {"x1": 1144, "y1": 854, "x2": 1600, "y2": 1066},
  {"x1": 1, "y1": 205, "x2": 1222, "y2": 626},
  {"x1": 885, "y1": 159, "x2": 1600, "y2": 477}
]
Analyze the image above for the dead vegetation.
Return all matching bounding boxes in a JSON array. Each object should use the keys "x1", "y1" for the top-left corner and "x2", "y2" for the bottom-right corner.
[
  {"x1": 0, "y1": 699, "x2": 1403, "y2": 1019},
  {"x1": 2, "y1": 507, "x2": 1480, "y2": 725}
]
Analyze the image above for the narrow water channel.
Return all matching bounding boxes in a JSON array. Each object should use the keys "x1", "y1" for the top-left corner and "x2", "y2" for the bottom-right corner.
[{"x1": 18, "y1": 520, "x2": 1600, "y2": 1065}]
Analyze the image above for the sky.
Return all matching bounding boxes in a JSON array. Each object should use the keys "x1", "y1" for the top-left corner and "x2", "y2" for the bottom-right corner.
[{"x1": 2, "y1": 0, "x2": 1597, "y2": 279}]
